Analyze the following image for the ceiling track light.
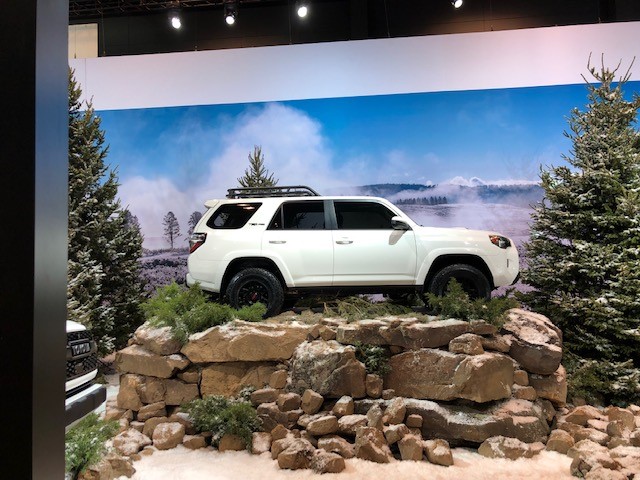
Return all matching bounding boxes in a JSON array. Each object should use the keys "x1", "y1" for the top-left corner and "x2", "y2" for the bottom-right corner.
[
  {"x1": 451, "y1": 0, "x2": 463, "y2": 9},
  {"x1": 168, "y1": 2, "x2": 182, "y2": 29},
  {"x1": 295, "y1": 0, "x2": 309, "y2": 18},
  {"x1": 224, "y1": 1, "x2": 238, "y2": 25}
]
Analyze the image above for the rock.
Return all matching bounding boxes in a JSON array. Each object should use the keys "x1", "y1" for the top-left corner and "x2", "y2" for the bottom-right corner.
[
  {"x1": 564, "y1": 405, "x2": 605, "y2": 426},
  {"x1": 113, "y1": 428, "x2": 152, "y2": 456},
  {"x1": 449, "y1": 333, "x2": 484, "y2": 355},
  {"x1": 606, "y1": 420, "x2": 631, "y2": 439},
  {"x1": 567, "y1": 440, "x2": 619, "y2": 475},
  {"x1": 117, "y1": 374, "x2": 144, "y2": 411},
  {"x1": 354, "y1": 426, "x2": 393, "y2": 463},
  {"x1": 200, "y1": 362, "x2": 277, "y2": 397},
  {"x1": 574, "y1": 428, "x2": 611, "y2": 446},
  {"x1": 275, "y1": 438, "x2": 315, "y2": 470},
  {"x1": 251, "y1": 388, "x2": 279, "y2": 406},
  {"x1": 301, "y1": 389, "x2": 324, "y2": 414},
  {"x1": 317, "y1": 435, "x2": 355, "y2": 458},
  {"x1": 319, "y1": 325, "x2": 337, "y2": 341},
  {"x1": 337, "y1": 414, "x2": 368, "y2": 436},
  {"x1": 277, "y1": 392, "x2": 302, "y2": 412},
  {"x1": 630, "y1": 430, "x2": 640, "y2": 447},
  {"x1": 584, "y1": 466, "x2": 628, "y2": 480},
  {"x1": 528, "y1": 365, "x2": 567, "y2": 406},
  {"x1": 177, "y1": 367, "x2": 200, "y2": 384},
  {"x1": 384, "y1": 397, "x2": 406, "y2": 425},
  {"x1": 332, "y1": 396, "x2": 354, "y2": 417},
  {"x1": 398, "y1": 434, "x2": 423, "y2": 461},
  {"x1": 137, "y1": 377, "x2": 166, "y2": 405},
  {"x1": 271, "y1": 424, "x2": 291, "y2": 441},
  {"x1": 406, "y1": 414, "x2": 423, "y2": 429},
  {"x1": 537, "y1": 399, "x2": 556, "y2": 423},
  {"x1": 307, "y1": 415, "x2": 339, "y2": 436},
  {"x1": 142, "y1": 416, "x2": 169, "y2": 438},
  {"x1": 502, "y1": 309, "x2": 562, "y2": 375},
  {"x1": 251, "y1": 432, "x2": 272, "y2": 454},
  {"x1": 385, "y1": 349, "x2": 513, "y2": 403},
  {"x1": 513, "y1": 370, "x2": 529, "y2": 386},
  {"x1": 546, "y1": 429, "x2": 574, "y2": 454},
  {"x1": 382, "y1": 389, "x2": 396, "y2": 400},
  {"x1": 104, "y1": 400, "x2": 128, "y2": 422},
  {"x1": 512, "y1": 385, "x2": 537, "y2": 401},
  {"x1": 105, "y1": 452, "x2": 136, "y2": 478},
  {"x1": 384, "y1": 424, "x2": 409, "y2": 444},
  {"x1": 366, "y1": 374, "x2": 384, "y2": 399},
  {"x1": 478, "y1": 436, "x2": 539, "y2": 459},
  {"x1": 181, "y1": 321, "x2": 312, "y2": 363},
  {"x1": 269, "y1": 370, "x2": 288, "y2": 389},
  {"x1": 162, "y1": 379, "x2": 199, "y2": 406},
  {"x1": 605, "y1": 407, "x2": 636, "y2": 431},
  {"x1": 168, "y1": 411, "x2": 196, "y2": 435},
  {"x1": 480, "y1": 335, "x2": 512, "y2": 353},
  {"x1": 607, "y1": 438, "x2": 631, "y2": 449},
  {"x1": 130, "y1": 421, "x2": 144, "y2": 433},
  {"x1": 115, "y1": 345, "x2": 189, "y2": 378},
  {"x1": 424, "y1": 439, "x2": 454, "y2": 466},
  {"x1": 152, "y1": 422, "x2": 185, "y2": 450},
  {"x1": 218, "y1": 433, "x2": 247, "y2": 451},
  {"x1": 289, "y1": 340, "x2": 366, "y2": 399},
  {"x1": 183, "y1": 434, "x2": 207, "y2": 449},
  {"x1": 77, "y1": 459, "x2": 113, "y2": 480},
  {"x1": 367, "y1": 404, "x2": 384, "y2": 430},
  {"x1": 133, "y1": 324, "x2": 182, "y2": 355},
  {"x1": 137, "y1": 402, "x2": 167, "y2": 422},
  {"x1": 310, "y1": 450, "x2": 346, "y2": 473}
]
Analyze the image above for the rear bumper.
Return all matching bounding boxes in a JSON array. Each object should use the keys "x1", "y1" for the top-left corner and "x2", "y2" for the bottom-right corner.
[{"x1": 65, "y1": 382, "x2": 106, "y2": 428}]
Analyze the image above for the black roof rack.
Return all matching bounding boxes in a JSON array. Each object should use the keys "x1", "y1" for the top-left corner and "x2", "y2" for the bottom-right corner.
[{"x1": 226, "y1": 185, "x2": 320, "y2": 199}]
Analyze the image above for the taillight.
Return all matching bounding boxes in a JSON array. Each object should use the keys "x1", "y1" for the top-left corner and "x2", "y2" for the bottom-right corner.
[
  {"x1": 189, "y1": 233, "x2": 207, "y2": 253},
  {"x1": 489, "y1": 235, "x2": 511, "y2": 249}
]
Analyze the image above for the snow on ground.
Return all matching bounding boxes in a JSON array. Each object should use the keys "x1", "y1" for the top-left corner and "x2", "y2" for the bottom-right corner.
[{"x1": 123, "y1": 445, "x2": 573, "y2": 480}]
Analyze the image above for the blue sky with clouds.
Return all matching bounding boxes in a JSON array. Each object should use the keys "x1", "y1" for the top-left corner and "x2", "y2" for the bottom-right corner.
[{"x1": 97, "y1": 81, "x2": 639, "y2": 247}]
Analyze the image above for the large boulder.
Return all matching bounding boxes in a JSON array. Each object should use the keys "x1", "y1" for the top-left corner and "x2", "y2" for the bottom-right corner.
[
  {"x1": 200, "y1": 361, "x2": 277, "y2": 397},
  {"x1": 117, "y1": 374, "x2": 144, "y2": 411},
  {"x1": 181, "y1": 320, "x2": 312, "y2": 363},
  {"x1": 289, "y1": 340, "x2": 366, "y2": 399},
  {"x1": 502, "y1": 309, "x2": 562, "y2": 375},
  {"x1": 162, "y1": 379, "x2": 199, "y2": 406},
  {"x1": 385, "y1": 349, "x2": 513, "y2": 403},
  {"x1": 133, "y1": 324, "x2": 182, "y2": 355},
  {"x1": 528, "y1": 365, "x2": 567, "y2": 406},
  {"x1": 137, "y1": 377, "x2": 166, "y2": 404},
  {"x1": 115, "y1": 345, "x2": 189, "y2": 378},
  {"x1": 152, "y1": 422, "x2": 185, "y2": 450}
]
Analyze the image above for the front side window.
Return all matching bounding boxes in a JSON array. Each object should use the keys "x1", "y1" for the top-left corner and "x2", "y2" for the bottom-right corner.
[
  {"x1": 268, "y1": 201, "x2": 325, "y2": 230},
  {"x1": 334, "y1": 201, "x2": 395, "y2": 229},
  {"x1": 206, "y1": 203, "x2": 262, "y2": 229}
]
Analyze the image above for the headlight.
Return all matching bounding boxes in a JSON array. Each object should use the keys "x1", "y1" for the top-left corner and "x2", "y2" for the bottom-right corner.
[{"x1": 489, "y1": 235, "x2": 511, "y2": 249}]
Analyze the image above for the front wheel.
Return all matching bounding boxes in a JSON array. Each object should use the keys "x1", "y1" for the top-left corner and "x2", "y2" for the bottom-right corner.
[
  {"x1": 226, "y1": 268, "x2": 284, "y2": 317},
  {"x1": 426, "y1": 263, "x2": 491, "y2": 300}
]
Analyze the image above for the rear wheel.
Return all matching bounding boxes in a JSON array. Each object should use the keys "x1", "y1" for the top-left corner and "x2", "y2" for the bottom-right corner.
[
  {"x1": 426, "y1": 263, "x2": 491, "y2": 300},
  {"x1": 226, "y1": 267, "x2": 284, "y2": 317}
]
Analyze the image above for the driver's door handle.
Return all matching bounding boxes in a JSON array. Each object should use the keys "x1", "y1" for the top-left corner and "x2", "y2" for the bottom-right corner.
[{"x1": 336, "y1": 240, "x2": 353, "y2": 245}]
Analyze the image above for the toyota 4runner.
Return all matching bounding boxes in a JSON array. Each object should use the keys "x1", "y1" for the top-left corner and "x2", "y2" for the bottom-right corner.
[{"x1": 187, "y1": 186, "x2": 519, "y2": 316}]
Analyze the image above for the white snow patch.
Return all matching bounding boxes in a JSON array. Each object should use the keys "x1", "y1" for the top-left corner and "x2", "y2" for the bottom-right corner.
[{"x1": 121, "y1": 445, "x2": 573, "y2": 480}]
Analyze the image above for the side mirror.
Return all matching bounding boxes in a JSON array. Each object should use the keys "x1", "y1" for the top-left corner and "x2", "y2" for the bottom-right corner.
[{"x1": 391, "y1": 216, "x2": 411, "y2": 230}]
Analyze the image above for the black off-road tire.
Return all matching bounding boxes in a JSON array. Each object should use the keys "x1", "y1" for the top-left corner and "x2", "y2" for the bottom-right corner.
[
  {"x1": 226, "y1": 268, "x2": 285, "y2": 317},
  {"x1": 426, "y1": 263, "x2": 491, "y2": 300}
]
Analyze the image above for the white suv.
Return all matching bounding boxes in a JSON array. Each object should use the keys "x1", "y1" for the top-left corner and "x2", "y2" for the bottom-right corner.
[{"x1": 187, "y1": 186, "x2": 519, "y2": 316}]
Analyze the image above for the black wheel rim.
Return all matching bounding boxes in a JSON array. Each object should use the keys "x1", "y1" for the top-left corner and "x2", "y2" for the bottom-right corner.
[{"x1": 238, "y1": 280, "x2": 269, "y2": 306}]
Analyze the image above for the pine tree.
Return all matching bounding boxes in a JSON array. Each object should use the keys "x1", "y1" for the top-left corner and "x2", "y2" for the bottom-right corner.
[
  {"x1": 163, "y1": 211, "x2": 181, "y2": 249},
  {"x1": 237, "y1": 145, "x2": 278, "y2": 187},
  {"x1": 187, "y1": 211, "x2": 203, "y2": 236},
  {"x1": 522, "y1": 59, "x2": 640, "y2": 405},
  {"x1": 68, "y1": 69, "x2": 145, "y2": 354}
]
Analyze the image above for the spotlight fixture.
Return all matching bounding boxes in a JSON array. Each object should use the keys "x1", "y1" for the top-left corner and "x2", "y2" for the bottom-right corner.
[
  {"x1": 224, "y1": 1, "x2": 238, "y2": 25},
  {"x1": 295, "y1": 0, "x2": 309, "y2": 18},
  {"x1": 451, "y1": 0, "x2": 463, "y2": 8},
  {"x1": 168, "y1": 3, "x2": 182, "y2": 29}
]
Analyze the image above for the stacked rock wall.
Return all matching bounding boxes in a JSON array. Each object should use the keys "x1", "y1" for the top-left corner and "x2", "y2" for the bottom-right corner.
[{"x1": 108, "y1": 308, "x2": 570, "y2": 470}]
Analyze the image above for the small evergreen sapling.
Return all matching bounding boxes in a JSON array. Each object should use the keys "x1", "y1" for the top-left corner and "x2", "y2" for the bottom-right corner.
[{"x1": 237, "y1": 145, "x2": 278, "y2": 187}]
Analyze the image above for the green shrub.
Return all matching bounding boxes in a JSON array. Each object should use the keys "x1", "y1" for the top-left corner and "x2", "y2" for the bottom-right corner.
[
  {"x1": 323, "y1": 296, "x2": 413, "y2": 322},
  {"x1": 425, "y1": 279, "x2": 519, "y2": 328},
  {"x1": 142, "y1": 282, "x2": 267, "y2": 343},
  {"x1": 65, "y1": 413, "x2": 119, "y2": 479},
  {"x1": 182, "y1": 395, "x2": 262, "y2": 448},
  {"x1": 355, "y1": 342, "x2": 391, "y2": 376}
]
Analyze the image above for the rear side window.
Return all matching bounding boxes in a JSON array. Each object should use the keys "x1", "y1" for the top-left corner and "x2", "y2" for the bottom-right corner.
[
  {"x1": 268, "y1": 201, "x2": 325, "y2": 230},
  {"x1": 334, "y1": 201, "x2": 395, "y2": 229},
  {"x1": 206, "y1": 203, "x2": 262, "y2": 229}
]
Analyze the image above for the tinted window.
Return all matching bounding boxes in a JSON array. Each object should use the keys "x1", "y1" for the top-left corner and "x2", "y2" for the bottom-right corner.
[
  {"x1": 206, "y1": 203, "x2": 261, "y2": 229},
  {"x1": 268, "y1": 201, "x2": 325, "y2": 230},
  {"x1": 334, "y1": 201, "x2": 395, "y2": 229}
]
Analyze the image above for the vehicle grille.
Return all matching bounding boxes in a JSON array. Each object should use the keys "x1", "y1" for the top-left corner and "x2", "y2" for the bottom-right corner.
[
  {"x1": 66, "y1": 354, "x2": 99, "y2": 381},
  {"x1": 67, "y1": 330, "x2": 91, "y2": 342}
]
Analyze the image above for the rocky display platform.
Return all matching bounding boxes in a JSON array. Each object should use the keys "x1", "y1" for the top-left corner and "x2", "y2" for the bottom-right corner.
[{"x1": 100, "y1": 308, "x2": 640, "y2": 479}]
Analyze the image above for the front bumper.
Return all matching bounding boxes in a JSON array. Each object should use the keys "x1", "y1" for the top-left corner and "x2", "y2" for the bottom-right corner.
[{"x1": 65, "y1": 382, "x2": 106, "y2": 428}]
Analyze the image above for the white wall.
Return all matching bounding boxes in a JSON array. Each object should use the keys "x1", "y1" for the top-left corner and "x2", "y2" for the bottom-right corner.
[{"x1": 69, "y1": 21, "x2": 640, "y2": 111}]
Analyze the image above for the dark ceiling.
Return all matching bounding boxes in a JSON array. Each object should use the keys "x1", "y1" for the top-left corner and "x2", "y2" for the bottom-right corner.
[{"x1": 69, "y1": 0, "x2": 640, "y2": 57}]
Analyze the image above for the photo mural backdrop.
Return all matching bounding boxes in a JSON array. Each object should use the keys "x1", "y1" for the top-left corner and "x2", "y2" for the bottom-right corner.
[{"x1": 70, "y1": 22, "x2": 640, "y2": 287}]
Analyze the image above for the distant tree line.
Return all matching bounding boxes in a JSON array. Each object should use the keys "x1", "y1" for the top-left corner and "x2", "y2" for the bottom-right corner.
[{"x1": 395, "y1": 196, "x2": 448, "y2": 206}]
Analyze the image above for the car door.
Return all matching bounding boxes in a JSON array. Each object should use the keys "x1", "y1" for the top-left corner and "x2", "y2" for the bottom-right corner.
[
  {"x1": 261, "y1": 200, "x2": 333, "y2": 286},
  {"x1": 331, "y1": 200, "x2": 417, "y2": 285}
]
